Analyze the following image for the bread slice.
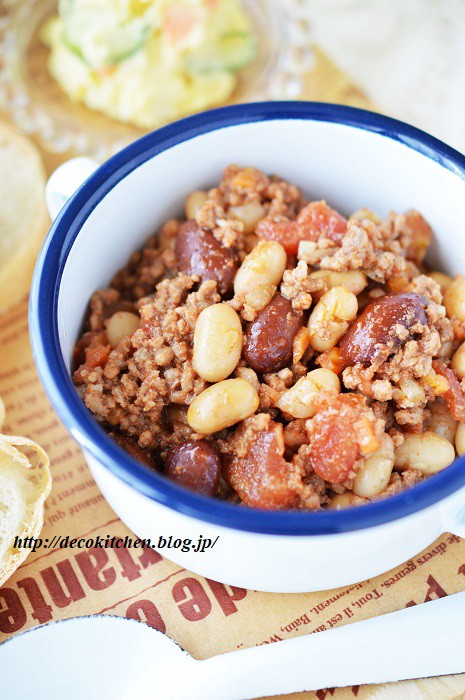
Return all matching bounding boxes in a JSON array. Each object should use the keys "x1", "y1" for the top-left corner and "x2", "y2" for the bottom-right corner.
[
  {"x1": 0, "y1": 121, "x2": 49, "y2": 314},
  {"x1": 0, "y1": 432, "x2": 51, "y2": 586}
]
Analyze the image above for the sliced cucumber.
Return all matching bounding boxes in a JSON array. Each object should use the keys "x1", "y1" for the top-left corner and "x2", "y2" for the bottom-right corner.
[
  {"x1": 186, "y1": 31, "x2": 257, "y2": 74},
  {"x1": 60, "y1": 0, "x2": 148, "y2": 69}
]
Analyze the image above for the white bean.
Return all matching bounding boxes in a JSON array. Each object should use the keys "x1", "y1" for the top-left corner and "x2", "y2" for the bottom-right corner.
[
  {"x1": 185, "y1": 190, "x2": 207, "y2": 219},
  {"x1": 444, "y1": 275, "x2": 465, "y2": 321},
  {"x1": 451, "y1": 342, "x2": 465, "y2": 380},
  {"x1": 353, "y1": 434, "x2": 394, "y2": 498},
  {"x1": 394, "y1": 431, "x2": 455, "y2": 475},
  {"x1": 328, "y1": 492, "x2": 355, "y2": 510},
  {"x1": 234, "y1": 240, "x2": 287, "y2": 299},
  {"x1": 106, "y1": 311, "x2": 140, "y2": 348},
  {"x1": 455, "y1": 422, "x2": 465, "y2": 456},
  {"x1": 187, "y1": 379, "x2": 259, "y2": 434},
  {"x1": 193, "y1": 303, "x2": 242, "y2": 382},
  {"x1": 229, "y1": 202, "x2": 265, "y2": 233},
  {"x1": 309, "y1": 270, "x2": 367, "y2": 300},
  {"x1": 276, "y1": 368, "x2": 340, "y2": 418},
  {"x1": 308, "y1": 286, "x2": 358, "y2": 352}
]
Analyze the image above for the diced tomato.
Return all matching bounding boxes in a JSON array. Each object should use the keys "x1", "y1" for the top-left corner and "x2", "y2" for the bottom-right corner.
[
  {"x1": 307, "y1": 410, "x2": 359, "y2": 483},
  {"x1": 297, "y1": 201, "x2": 348, "y2": 245},
  {"x1": 306, "y1": 394, "x2": 376, "y2": 483},
  {"x1": 224, "y1": 422, "x2": 297, "y2": 510},
  {"x1": 73, "y1": 331, "x2": 110, "y2": 382},
  {"x1": 257, "y1": 201, "x2": 347, "y2": 256},
  {"x1": 255, "y1": 218, "x2": 298, "y2": 256}
]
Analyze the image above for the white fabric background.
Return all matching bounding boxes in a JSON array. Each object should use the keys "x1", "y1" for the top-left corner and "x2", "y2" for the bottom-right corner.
[{"x1": 306, "y1": 0, "x2": 465, "y2": 153}]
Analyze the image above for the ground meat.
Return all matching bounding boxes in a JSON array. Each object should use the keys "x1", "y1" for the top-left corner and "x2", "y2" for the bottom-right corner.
[
  {"x1": 379, "y1": 469, "x2": 424, "y2": 498},
  {"x1": 199, "y1": 205, "x2": 244, "y2": 249},
  {"x1": 88, "y1": 289, "x2": 136, "y2": 332},
  {"x1": 195, "y1": 165, "x2": 304, "y2": 254},
  {"x1": 319, "y1": 219, "x2": 408, "y2": 284},
  {"x1": 283, "y1": 419, "x2": 308, "y2": 450},
  {"x1": 112, "y1": 224, "x2": 177, "y2": 299},
  {"x1": 394, "y1": 406, "x2": 429, "y2": 432},
  {"x1": 217, "y1": 413, "x2": 271, "y2": 458},
  {"x1": 228, "y1": 288, "x2": 276, "y2": 323},
  {"x1": 280, "y1": 261, "x2": 323, "y2": 310},
  {"x1": 75, "y1": 275, "x2": 220, "y2": 449},
  {"x1": 103, "y1": 337, "x2": 133, "y2": 381},
  {"x1": 383, "y1": 210, "x2": 432, "y2": 266},
  {"x1": 407, "y1": 274, "x2": 442, "y2": 304},
  {"x1": 73, "y1": 164, "x2": 464, "y2": 510}
]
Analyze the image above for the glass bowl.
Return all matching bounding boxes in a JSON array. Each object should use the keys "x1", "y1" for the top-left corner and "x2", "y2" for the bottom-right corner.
[{"x1": 0, "y1": 0, "x2": 314, "y2": 159}]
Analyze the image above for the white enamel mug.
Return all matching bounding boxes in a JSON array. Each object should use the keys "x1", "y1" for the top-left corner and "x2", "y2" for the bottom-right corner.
[{"x1": 30, "y1": 102, "x2": 465, "y2": 593}]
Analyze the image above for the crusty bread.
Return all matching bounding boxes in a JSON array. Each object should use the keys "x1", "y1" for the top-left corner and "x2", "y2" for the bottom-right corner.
[
  {"x1": 0, "y1": 432, "x2": 51, "y2": 586},
  {"x1": 0, "y1": 120, "x2": 49, "y2": 314}
]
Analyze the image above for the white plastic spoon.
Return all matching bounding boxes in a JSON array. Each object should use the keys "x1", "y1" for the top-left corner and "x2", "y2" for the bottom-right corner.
[{"x1": 1, "y1": 591, "x2": 464, "y2": 700}]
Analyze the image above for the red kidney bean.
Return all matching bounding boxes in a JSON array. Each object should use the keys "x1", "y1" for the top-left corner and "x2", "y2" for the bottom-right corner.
[
  {"x1": 164, "y1": 440, "x2": 221, "y2": 496},
  {"x1": 175, "y1": 220, "x2": 238, "y2": 296},
  {"x1": 243, "y1": 294, "x2": 302, "y2": 373},
  {"x1": 339, "y1": 292, "x2": 430, "y2": 366},
  {"x1": 224, "y1": 421, "x2": 296, "y2": 509},
  {"x1": 109, "y1": 432, "x2": 160, "y2": 470}
]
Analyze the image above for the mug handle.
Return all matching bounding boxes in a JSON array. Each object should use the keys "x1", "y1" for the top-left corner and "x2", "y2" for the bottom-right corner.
[{"x1": 46, "y1": 157, "x2": 99, "y2": 221}]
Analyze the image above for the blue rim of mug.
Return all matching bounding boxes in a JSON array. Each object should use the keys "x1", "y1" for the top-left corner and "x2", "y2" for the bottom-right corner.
[{"x1": 29, "y1": 101, "x2": 465, "y2": 535}]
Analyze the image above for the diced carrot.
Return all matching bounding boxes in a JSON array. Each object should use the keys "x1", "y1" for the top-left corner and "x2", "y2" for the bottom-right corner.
[
  {"x1": 163, "y1": 6, "x2": 200, "y2": 46},
  {"x1": 316, "y1": 348, "x2": 347, "y2": 374}
]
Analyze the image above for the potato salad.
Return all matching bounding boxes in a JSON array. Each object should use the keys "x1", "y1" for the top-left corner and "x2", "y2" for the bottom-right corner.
[{"x1": 42, "y1": 0, "x2": 257, "y2": 128}]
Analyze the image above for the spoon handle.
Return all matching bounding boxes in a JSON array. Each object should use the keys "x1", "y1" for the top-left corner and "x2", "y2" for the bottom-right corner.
[{"x1": 196, "y1": 590, "x2": 465, "y2": 700}]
